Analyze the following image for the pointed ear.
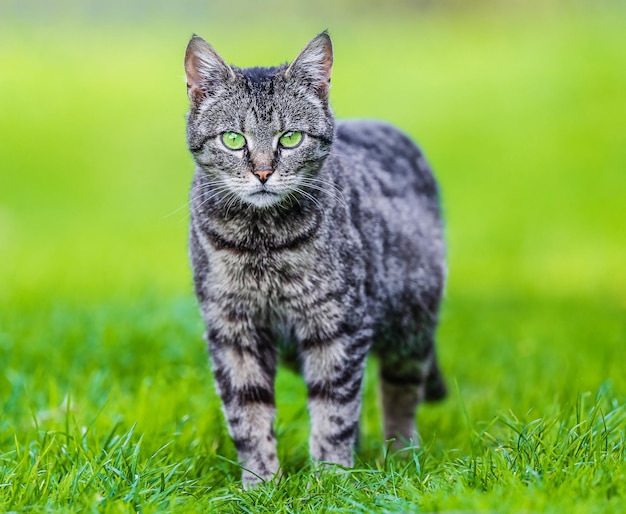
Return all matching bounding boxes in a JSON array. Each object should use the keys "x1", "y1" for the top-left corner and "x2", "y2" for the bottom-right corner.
[
  {"x1": 285, "y1": 31, "x2": 333, "y2": 99},
  {"x1": 184, "y1": 35, "x2": 234, "y2": 106}
]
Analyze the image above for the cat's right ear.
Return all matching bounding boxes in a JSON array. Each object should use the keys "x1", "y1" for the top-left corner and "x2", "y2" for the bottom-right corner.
[
  {"x1": 285, "y1": 31, "x2": 333, "y2": 100},
  {"x1": 184, "y1": 35, "x2": 234, "y2": 106}
]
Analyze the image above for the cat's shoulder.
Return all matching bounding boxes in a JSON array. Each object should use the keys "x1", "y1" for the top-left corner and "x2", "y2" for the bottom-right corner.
[{"x1": 333, "y1": 119, "x2": 438, "y2": 199}]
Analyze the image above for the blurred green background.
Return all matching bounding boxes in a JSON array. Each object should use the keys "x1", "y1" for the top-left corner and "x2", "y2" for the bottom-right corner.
[{"x1": 1, "y1": 0, "x2": 624, "y2": 303}]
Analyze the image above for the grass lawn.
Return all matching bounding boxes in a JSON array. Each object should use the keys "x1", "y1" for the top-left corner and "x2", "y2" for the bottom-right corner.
[{"x1": 1, "y1": 4, "x2": 625, "y2": 512}]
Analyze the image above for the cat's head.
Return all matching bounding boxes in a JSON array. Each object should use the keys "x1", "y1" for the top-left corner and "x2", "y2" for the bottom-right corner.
[{"x1": 185, "y1": 32, "x2": 334, "y2": 209}]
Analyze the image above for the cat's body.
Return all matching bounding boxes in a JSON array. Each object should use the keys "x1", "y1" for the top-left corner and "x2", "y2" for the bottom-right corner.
[{"x1": 185, "y1": 32, "x2": 446, "y2": 486}]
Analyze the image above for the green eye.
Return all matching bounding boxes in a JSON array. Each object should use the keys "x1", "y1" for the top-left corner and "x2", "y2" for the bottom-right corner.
[
  {"x1": 279, "y1": 131, "x2": 303, "y2": 149},
  {"x1": 221, "y1": 131, "x2": 246, "y2": 150}
]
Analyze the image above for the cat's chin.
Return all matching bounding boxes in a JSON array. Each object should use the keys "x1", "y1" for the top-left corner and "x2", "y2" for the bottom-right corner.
[{"x1": 243, "y1": 190, "x2": 285, "y2": 208}]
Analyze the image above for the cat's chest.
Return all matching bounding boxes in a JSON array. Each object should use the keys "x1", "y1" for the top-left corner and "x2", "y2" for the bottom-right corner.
[{"x1": 209, "y1": 243, "x2": 324, "y2": 306}]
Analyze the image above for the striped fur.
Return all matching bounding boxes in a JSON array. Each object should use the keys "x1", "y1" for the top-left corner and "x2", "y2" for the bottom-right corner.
[{"x1": 185, "y1": 32, "x2": 446, "y2": 486}]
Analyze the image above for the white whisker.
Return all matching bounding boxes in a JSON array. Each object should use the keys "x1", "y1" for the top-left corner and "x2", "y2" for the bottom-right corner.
[
  {"x1": 167, "y1": 179, "x2": 238, "y2": 224},
  {"x1": 292, "y1": 186, "x2": 324, "y2": 211},
  {"x1": 298, "y1": 177, "x2": 348, "y2": 210}
]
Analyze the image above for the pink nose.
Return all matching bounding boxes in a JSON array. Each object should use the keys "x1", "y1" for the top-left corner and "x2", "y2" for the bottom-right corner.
[{"x1": 253, "y1": 169, "x2": 273, "y2": 184}]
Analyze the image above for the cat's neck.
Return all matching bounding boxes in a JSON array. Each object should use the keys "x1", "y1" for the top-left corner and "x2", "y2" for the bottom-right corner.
[{"x1": 190, "y1": 170, "x2": 325, "y2": 253}]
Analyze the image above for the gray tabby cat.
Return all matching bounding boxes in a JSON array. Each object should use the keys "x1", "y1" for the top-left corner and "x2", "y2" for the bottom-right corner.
[{"x1": 184, "y1": 31, "x2": 447, "y2": 487}]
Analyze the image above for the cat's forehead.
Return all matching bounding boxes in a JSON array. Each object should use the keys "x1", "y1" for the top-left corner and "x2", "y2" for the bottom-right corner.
[
  {"x1": 220, "y1": 65, "x2": 314, "y2": 128},
  {"x1": 226, "y1": 64, "x2": 291, "y2": 110},
  {"x1": 238, "y1": 65, "x2": 286, "y2": 85}
]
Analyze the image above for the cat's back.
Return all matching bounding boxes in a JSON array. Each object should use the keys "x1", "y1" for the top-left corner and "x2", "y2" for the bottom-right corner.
[
  {"x1": 332, "y1": 119, "x2": 440, "y2": 212},
  {"x1": 329, "y1": 119, "x2": 445, "y2": 306}
]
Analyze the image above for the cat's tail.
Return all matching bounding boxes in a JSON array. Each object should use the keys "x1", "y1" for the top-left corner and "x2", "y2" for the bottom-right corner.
[{"x1": 424, "y1": 358, "x2": 447, "y2": 402}]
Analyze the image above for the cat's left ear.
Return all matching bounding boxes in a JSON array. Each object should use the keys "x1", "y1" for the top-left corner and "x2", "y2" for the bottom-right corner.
[
  {"x1": 285, "y1": 31, "x2": 333, "y2": 100},
  {"x1": 185, "y1": 35, "x2": 235, "y2": 106}
]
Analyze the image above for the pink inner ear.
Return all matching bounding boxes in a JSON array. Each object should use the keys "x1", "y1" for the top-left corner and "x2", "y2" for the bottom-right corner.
[
  {"x1": 185, "y1": 53, "x2": 203, "y2": 91},
  {"x1": 185, "y1": 51, "x2": 215, "y2": 103},
  {"x1": 319, "y1": 45, "x2": 333, "y2": 87}
]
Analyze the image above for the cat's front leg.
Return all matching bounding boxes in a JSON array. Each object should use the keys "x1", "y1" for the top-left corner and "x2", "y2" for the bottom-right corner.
[
  {"x1": 207, "y1": 328, "x2": 278, "y2": 487},
  {"x1": 300, "y1": 329, "x2": 370, "y2": 468}
]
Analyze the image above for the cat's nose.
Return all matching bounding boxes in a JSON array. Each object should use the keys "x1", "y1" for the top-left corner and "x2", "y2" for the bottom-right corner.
[{"x1": 253, "y1": 168, "x2": 273, "y2": 184}]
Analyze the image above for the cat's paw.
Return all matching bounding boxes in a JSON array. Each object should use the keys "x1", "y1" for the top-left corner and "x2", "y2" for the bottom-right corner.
[
  {"x1": 385, "y1": 435, "x2": 420, "y2": 454},
  {"x1": 241, "y1": 466, "x2": 281, "y2": 490},
  {"x1": 241, "y1": 472, "x2": 265, "y2": 490}
]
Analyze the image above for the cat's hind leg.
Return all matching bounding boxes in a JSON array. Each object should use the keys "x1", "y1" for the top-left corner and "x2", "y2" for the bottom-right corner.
[{"x1": 379, "y1": 344, "x2": 446, "y2": 450}]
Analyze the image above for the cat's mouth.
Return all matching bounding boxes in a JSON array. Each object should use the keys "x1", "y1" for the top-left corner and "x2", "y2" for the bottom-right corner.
[
  {"x1": 250, "y1": 190, "x2": 280, "y2": 201},
  {"x1": 246, "y1": 188, "x2": 283, "y2": 207}
]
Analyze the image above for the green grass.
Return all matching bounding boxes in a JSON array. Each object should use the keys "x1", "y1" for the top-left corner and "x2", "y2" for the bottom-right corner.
[{"x1": 1, "y1": 3, "x2": 625, "y2": 512}]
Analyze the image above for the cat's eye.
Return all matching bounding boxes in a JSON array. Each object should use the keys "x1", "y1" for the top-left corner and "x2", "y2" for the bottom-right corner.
[
  {"x1": 221, "y1": 131, "x2": 246, "y2": 150},
  {"x1": 278, "y1": 131, "x2": 303, "y2": 149}
]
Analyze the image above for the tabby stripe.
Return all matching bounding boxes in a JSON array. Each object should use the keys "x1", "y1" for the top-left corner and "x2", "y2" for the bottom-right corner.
[
  {"x1": 308, "y1": 375, "x2": 362, "y2": 403},
  {"x1": 233, "y1": 436, "x2": 254, "y2": 452},
  {"x1": 300, "y1": 285, "x2": 350, "y2": 312},
  {"x1": 243, "y1": 454, "x2": 270, "y2": 478},
  {"x1": 236, "y1": 384, "x2": 274, "y2": 405},
  {"x1": 325, "y1": 421, "x2": 359, "y2": 445},
  {"x1": 311, "y1": 133, "x2": 333, "y2": 146},
  {"x1": 212, "y1": 364, "x2": 274, "y2": 406},
  {"x1": 203, "y1": 211, "x2": 321, "y2": 252},
  {"x1": 299, "y1": 321, "x2": 367, "y2": 350},
  {"x1": 332, "y1": 360, "x2": 365, "y2": 390},
  {"x1": 224, "y1": 384, "x2": 274, "y2": 407},
  {"x1": 345, "y1": 334, "x2": 373, "y2": 356},
  {"x1": 188, "y1": 133, "x2": 219, "y2": 153},
  {"x1": 328, "y1": 415, "x2": 345, "y2": 425},
  {"x1": 210, "y1": 352, "x2": 275, "y2": 380},
  {"x1": 207, "y1": 330, "x2": 275, "y2": 361}
]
